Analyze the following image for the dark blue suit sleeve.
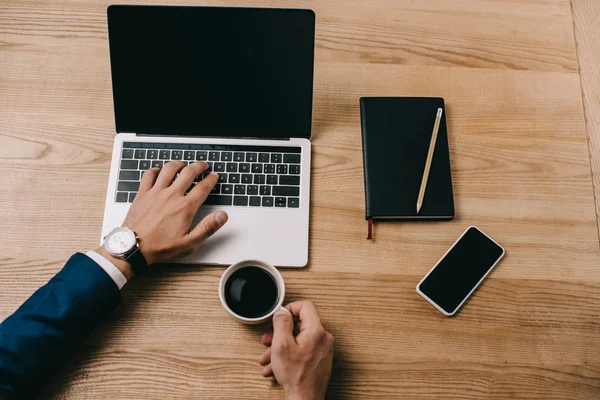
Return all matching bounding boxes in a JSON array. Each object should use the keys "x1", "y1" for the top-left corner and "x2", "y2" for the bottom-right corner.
[{"x1": 0, "y1": 253, "x2": 122, "y2": 399}]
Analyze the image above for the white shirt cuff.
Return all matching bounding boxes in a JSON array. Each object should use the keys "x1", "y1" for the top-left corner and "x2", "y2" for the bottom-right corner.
[{"x1": 86, "y1": 250, "x2": 128, "y2": 290}]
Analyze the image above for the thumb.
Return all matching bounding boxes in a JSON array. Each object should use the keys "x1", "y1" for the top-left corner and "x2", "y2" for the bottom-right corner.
[
  {"x1": 187, "y1": 211, "x2": 228, "y2": 246},
  {"x1": 272, "y1": 307, "x2": 295, "y2": 348}
]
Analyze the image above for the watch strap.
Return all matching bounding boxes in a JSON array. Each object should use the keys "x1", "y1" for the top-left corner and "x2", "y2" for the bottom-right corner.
[{"x1": 125, "y1": 247, "x2": 148, "y2": 273}]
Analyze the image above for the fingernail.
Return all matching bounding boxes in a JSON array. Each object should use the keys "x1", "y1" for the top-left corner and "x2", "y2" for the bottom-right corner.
[
  {"x1": 274, "y1": 307, "x2": 292, "y2": 317},
  {"x1": 215, "y1": 211, "x2": 228, "y2": 227}
]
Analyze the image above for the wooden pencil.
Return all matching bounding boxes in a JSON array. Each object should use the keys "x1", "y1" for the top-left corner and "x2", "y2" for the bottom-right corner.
[{"x1": 416, "y1": 108, "x2": 443, "y2": 213}]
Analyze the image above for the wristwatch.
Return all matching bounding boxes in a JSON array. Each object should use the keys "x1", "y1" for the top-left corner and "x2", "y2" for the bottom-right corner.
[{"x1": 103, "y1": 227, "x2": 148, "y2": 273}]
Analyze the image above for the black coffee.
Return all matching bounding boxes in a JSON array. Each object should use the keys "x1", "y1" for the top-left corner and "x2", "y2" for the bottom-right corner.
[{"x1": 224, "y1": 267, "x2": 279, "y2": 318}]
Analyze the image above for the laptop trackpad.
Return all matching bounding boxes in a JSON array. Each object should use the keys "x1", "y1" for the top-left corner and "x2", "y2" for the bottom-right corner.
[{"x1": 181, "y1": 208, "x2": 251, "y2": 264}]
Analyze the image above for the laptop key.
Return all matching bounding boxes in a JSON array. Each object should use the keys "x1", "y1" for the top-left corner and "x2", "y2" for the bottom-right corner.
[
  {"x1": 252, "y1": 163, "x2": 263, "y2": 173},
  {"x1": 206, "y1": 162, "x2": 213, "y2": 171},
  {"x1": 211, "y1": 184, "x2": 221, "y2": 194},
  {"x1": 267, "y1": 175, "x2": 278, "y2": 185},
  {"x1": 254, "y1": 174, "x2": 265, "y2": 184},
  {"x1": 264, "y1": 164, "x2": 275, "y2": 174},
  {"x1": 147, "y1": 150, "x2": 158, "y2": 159},
  {"x1": 234, "y1": 185, "x2": 246, "y2": 194},
  {"x1": 151, "y1": 160, "x2": 163, "y2": 168},
  {"x1": 262, "y1": 196, "x2": 274, "y2": 207},
  {"x1": 234, "y1": 196, "x2": 249, "y2": 206},
  {"x1": 249, "y1": 196, "x2": 261, "y2": 206},
  {"x1": 289, "y1": 165, "x2": 301, "y2": 175},
  {"x1": 259, "y1": 153, "x2": 270, "y2": 163},
  {"x1": 185, "y1": 182, "x2": 196, "y2": 195},
  {"x1": 229, "y1": 174, "x2": 240, "y2": 183},
  {"x1": 214, "y1": 162, "x2": 225, "y2": 172},
  {"x1": 260, "y1": 186, "x2": 271, "y2": 196},
  {"x1": 247, "y1": 185, "x2": 259, "y2": 195},
  {"x1": 242, "y1": 174, "x2": 252, "y2": 184},
  {"x1": 122, "y1": 149, "x2": 134, "y2": 159},
  {"x1": 121, "y1": 160, "x2": 138, "y2": 170},
  {"x1": 209, "y1": 151, "x2": 220, "y2": 161},
  {"x1": 134, "y1": 150, "x2": 146, "y2": 159},
  {"x1": 275, "y1": 197, "x2": 287, "y2": 207},
  {"x1": 159, "y1": 150, "x2": 170, "y2": 160},
  {"x1": 288, "y1": 198, "x2": 300, "y2": 208},
  {"x1": 139, "y1": 160, "x2": 151, "y2": 171},
  {"x1": 283, "y1": 154, "x2": 301, "y2": 164},
  {"x1": 116, "y1": 192, "x2": 128, "y2": 202},
  {"x1": 196, "y1": 151, "x2": 208, "y2": 161},
  {"x1": 222, "y1": 184, "x2": 233, "y2": 194},
  {"x1": 204, "y1": 195, "x2": 233, "y2": 206},
  {"x1": 222, "y1": 152, "x2": 232, "y2": 161},
  {"x1": 277, "y1": 164, "x2": 288, "y2": 174},
  {"x1": 246, "y1": 153, "x2": 257, "y2": 162},
  {"x1": 119, "y1": 170, "x2": 140, "y2": 181},
  {"x1": 239, "y1": 163, "x2": 250, "y2": 173},
  {"x1": 234, "y1": 152, "x2": 245, "y2": 162},
  {"x1": 226, "y1": 163, "x2": 238, "y2": 172},
  {"x1": 279, "y1": 175, "x2": 300, "y2": 185},
  {"x1": 273, "y1": 186, "x2": 300, "y2": 197},
  {"x1": 118, "y1": 181, "x2": 140, "y2": 192},
  {"x1": 184, "y1": 151, "x2": 194, "y2": 160},
  {"x1": 218, "y1": 173, "x2": 227, "y2": 183},
  {"x1": 171, "y1": 150, "x2": 183, "y2": 160},
  {"x1": 271, "y1": 154, "x2": 282, "y2": 163},
  {"x1": 128, "y1": 192, "x2": 137, "y2": 202}
]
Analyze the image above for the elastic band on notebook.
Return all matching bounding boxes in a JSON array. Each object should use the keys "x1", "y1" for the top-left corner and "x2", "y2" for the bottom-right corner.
[{"x1": 367, "y1": 218, "x2": 373, "y2": 240}]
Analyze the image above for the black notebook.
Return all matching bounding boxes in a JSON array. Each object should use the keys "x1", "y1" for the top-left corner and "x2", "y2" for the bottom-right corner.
[{"x1": 360, "y1": 97, "x2": 455, "y2": 224}]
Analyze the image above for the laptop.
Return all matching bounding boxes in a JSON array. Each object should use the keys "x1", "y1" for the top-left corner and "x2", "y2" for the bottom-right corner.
[{"x1": 102, "y1": 5, "x2": 315, "y2": 267}]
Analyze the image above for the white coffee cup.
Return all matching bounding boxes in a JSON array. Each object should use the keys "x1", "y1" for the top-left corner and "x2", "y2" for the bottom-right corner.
[{"x1": 219, "y1": 260, "x2": 290, "y2": 325}]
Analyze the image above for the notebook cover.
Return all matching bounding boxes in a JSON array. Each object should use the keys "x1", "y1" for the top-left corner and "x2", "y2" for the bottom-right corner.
[{"x1": 360, "y1": 97, "x2": 455, "y2": 220}]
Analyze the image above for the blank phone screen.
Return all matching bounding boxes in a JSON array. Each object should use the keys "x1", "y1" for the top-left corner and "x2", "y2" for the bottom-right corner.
[{"x1": 418, "y1": 227, "x2": 504, "y2": 314}]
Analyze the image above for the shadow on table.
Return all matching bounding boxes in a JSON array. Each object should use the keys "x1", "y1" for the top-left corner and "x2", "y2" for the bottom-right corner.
[{"x1": 327, "y1": 344, "x2": 355, "y2": 400}]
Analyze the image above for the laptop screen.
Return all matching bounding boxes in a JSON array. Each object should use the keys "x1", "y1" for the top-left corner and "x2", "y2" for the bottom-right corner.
[{"x1": 107, "y1": 5, "x2": 315, "y2": 139}]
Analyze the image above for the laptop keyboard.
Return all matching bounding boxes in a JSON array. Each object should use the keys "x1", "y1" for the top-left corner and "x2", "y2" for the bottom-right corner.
[{"x1": 116, "y1": 142, "x2": 302, "y2": 208}]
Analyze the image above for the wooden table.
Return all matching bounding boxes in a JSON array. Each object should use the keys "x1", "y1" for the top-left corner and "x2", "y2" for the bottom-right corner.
[{"x1": 2, "y1": 0, "x2": 600, "y2": 398}]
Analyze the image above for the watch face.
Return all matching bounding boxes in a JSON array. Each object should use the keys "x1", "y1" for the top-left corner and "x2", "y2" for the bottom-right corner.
[{"x1": 106, "y1": 228, "x2": 136, "y2": 255}]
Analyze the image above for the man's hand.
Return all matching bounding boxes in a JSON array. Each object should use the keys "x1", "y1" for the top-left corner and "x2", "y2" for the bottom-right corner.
[
  {"x1": 98, "y1": 161, "x2": 228, "y2": 277},
  {"x1": 259, "y1": 301, "x2": 334, "y2": 400}
]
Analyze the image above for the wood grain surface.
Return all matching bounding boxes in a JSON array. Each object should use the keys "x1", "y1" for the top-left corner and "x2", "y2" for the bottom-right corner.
[
  {"x1": 572, "y1": 0, "x2": 600, "y2": 243},
  {"x1": 1, "y1": 0, "x2": 600, "y2": 398}
]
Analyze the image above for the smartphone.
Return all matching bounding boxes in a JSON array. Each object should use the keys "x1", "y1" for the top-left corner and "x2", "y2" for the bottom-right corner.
[{"x1": 416, "y1": 226, "x2": 505, "y2": 316}]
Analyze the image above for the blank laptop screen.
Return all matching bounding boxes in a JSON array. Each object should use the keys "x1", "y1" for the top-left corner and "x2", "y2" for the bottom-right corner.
[{"x1": 107, "y1": 5, "x2": 315, "y2": 139}]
